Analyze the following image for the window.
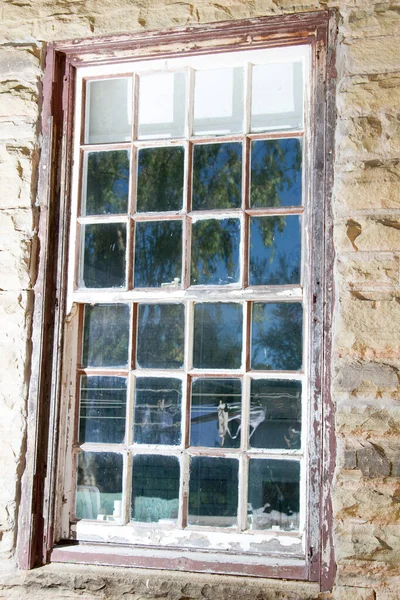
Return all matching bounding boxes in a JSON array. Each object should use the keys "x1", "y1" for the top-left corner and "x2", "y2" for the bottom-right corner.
[{"x1": 23, "y1": 12, "x2": 335, "y2": 587}]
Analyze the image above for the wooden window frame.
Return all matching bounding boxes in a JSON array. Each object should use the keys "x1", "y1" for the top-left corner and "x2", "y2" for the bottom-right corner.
[{"x1": 18, "y1": 10, "x2": 337, "y2": 592}]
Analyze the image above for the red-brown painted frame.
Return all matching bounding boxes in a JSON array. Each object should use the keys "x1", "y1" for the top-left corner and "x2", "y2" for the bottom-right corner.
[{"x1": 17, "y1": 10, "x2": 337, "y2": 592}]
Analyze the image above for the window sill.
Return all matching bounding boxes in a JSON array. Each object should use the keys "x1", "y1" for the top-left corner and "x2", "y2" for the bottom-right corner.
[{"x1": 51, "y1": 542, "x2": 309, "y2": 579}]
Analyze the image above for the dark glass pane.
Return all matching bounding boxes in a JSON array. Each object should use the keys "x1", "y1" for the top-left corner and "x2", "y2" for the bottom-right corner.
[
  {"x1": 137, "y1": 146, "x2": 184, "y2": 212},
  {"x1": 251, "y1": 303, "x2": 303, "y2": 371},
  {"x1": 82, "y1": 304, "x2": 129, "y2": 368},
  {"x1": 191, "y1": 218, "x2": 240, "y2": 286},
  {"x1": 134, "y1": 220, "x2": 182, "y2": 288},
  {"x1": 134, "y1": 378, "x2": 182, "y2": 445},
  {"x1": 190, "y1": 379, "x2": 241, "y2": 448},
  {"x1": 82, "y1": 223, "x2": 126, "y2": 288},
  {"x1": 250, "y1": 139, "x2": 302, "y2": 208},
  {"x1": 250, "y1": 380, "x2": 301, "y2": 449},
  {"x1": 188, "y1": 457, "x2": 238, "y2": 527},
  {"x1": 84, "y1": 150, "x2": 129, "y2": 215},
  {"x1": 76, "y1": 452, "x2": 123, "y2": 520},
  {"x1": 248, "y1": 459, "x2": 300, "y2": 531},
  {"x1": 193, "y1": 303, "x2": 242, "y2": 370},
  {"x1": 131, "y1": 455, "x2": 180, "y2": 523},
  {"x1": 249, "y1": 215, "x2": 301, "y2": 285},
  {"x1": 79, "y1": 376, "x2": 127, "y2": 444},
  {"x1": 137, "y1": 304, "x2": 184, "y2": 369},
  {"x1": 192, "y1": 142, "x2": 242, "y2": 210}
]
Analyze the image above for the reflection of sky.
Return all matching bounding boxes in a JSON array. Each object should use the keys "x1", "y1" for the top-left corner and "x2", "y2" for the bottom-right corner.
[
  {"x1": 250, "y1": 138, "x2": 302, "y2": 207},
  {"x1": 249, "y1": 215, "x2": 301, "y2": 285}
]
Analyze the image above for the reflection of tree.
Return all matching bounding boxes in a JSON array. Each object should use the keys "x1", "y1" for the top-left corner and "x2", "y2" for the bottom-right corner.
[
  {"x1": 251, "y1": 139, "x2": 301, "y2": 209},
  {"x1": 250, "y1": 250, "x2": 301, "y2": 286},
  {"x1": 87, "y1": 150, "x2": 129, "y2": 214},
  {"x1": 82, "y1": 304, "x2": 129, "y2": 367},
  {"x1": 137, "y1": 304, "x2": 184, "y2": 368},
  {"x1": 193, "y1": 303, "x2": 242, "y2": 369},
  {"x1": 193, "y1": 143, "x2": 242, "y2": 210},
  {"x1": 191, "y1": 219, "x2": 239, "y2": 285},
  {"x1": 252, "y1": 303, "x2": 303, "y2": 370},
  {"x1": 134, "y1": 221, "x2": 182, "y2": 287},
  {"x1": 137, "y1": 147, "x2": 184, "y2": 212},
  {"x1": 84, "y1": 223, "x2": 126, "y2": 288}
]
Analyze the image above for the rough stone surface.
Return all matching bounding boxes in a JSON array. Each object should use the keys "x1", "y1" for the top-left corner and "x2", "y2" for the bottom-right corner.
[{"x1": 0, "y1": 0, "x2": 399, "y2": 599}]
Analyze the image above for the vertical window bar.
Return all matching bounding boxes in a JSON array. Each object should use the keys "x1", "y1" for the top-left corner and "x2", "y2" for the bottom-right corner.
[
  {"x1": 132, "y1": 73, "x2": 139, "y2": 141},
  {"x1": 243, "y1": 62, "x2": 252, "y2": 135},
  {"x1": 184, "y1": 300, "x2": 194, "y2": 373},
  {"x1": 180, "y1": 452, "x2": 190, "y2": 529},
  {"x1": 121, "y1": 452, "x2": 129, "y2": 525},
  {"x1": 126, "y1": 371, "x2": 135, "y2": 446},
  {"x1": 125, "y1": 451, "x2": 133, "y2": 523},
  {"x1": 186, "y1": 67, "x2": 195, "y2": 139},
  {"x1": 238, "y1": 453, "x2": 249, "y2": 532},
  {"x1": 241, "y1": 373, "x2": 251, "y2": 453}
]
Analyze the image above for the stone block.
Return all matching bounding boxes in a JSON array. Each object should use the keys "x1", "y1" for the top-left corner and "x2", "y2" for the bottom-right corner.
[
  {"x1": 335, "y1": 217, "x2": 400, "y2": 253},
  {"x1": 0, "y1": 47, "x2": 41, "y2": 80},
  {"x1": 335, "y1": 523, "x2": 400, "y2": 562},
  {"x1": 342, "y1": 4, "x2": 400, "y2": 39},
  {"x1": 337, "y1": 254, "x2": 400, "y2": 288},
  {"x1": 332, "y1": 585, "x2": 376, "y2": 600},
  {"x1": 0, "y1": 145, "x2": 34, "y2": 210},
  {"x1": 334, "y1": 360, "x2": 400, "y2": 399},
  {"x1": 337, "y1": 114, "x2": 400, "y2": 162},
  {"x1": 338, "y1": 73, "x2": 400, "y2": 118},
  {"x1": 0, "y1": 80, "x2": 39, "y2": 120},
  {"x1": 335, "y1": 398, "x2": 400, "y2": 436},
  {"x1": 345, "y1": 36, "x2": 400, "y2": 75},
  {"x1": 356, "y1": 443, "x2": 391, "y2": 478},
  {"x1": 334, "y1": 163, "x2": 400, "y2": 212},
  {"x1": 336, "y1": 296, "x2": 400, "y2": 359}
]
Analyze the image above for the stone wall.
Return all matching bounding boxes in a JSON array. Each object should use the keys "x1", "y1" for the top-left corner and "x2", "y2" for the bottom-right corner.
[{"x1": 0, "y1": 1, "x2": 399, "y2": 598}]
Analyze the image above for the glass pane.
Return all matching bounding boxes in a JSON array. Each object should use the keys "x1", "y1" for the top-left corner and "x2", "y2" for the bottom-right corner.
[
  {"x1": 250, "y1": 139, "x2": 302, "y2": 208},
  {"x1": 137, "y1": 304, "x2": 184, "y2": 369},
  {"x1": 82, "y1": 223, "x2": 126, "y2": 288},
  {"x1": 191, "y1": 218, "x2": 240, "y2": 286},
  {"x1": 248, "y1": 459, "x2": 300, "y2": 531},
  {"x1": 193, "y1": 303, "x2": 242, "y2": 370},
  {"x1": 137, "y1": 146, "x2": 184, "y2": 212},
  {"x1": 82, "y1": 304, "x2": 130, "y2": 368},
  {"x1": 138, "y1": 72, "x2": 186, "y2": 139},
  {"x1": 190, "y1": 379, "x2": 241, "y2": 448},
  {"x1": 193, "y1": 67, "x2": 244, "y2": 135},
  {"x1": 249, "y1": 380, "x2": 301, "y2": 449},
  {"x1": 79, "y1": 376, "x2": 127, "y2": 444},
  {"x1": 188, "y1": 457, "x2": 238, "y2": 527},
  {"x1": 192, "y1": 142, "x2": 242, "y2": 210},
  {"x1": 83, "y1": 150, "x2": 130, "y2": 216},
  {"x1": 251, "y1": 62, "x2": 303, "y2": 131},
  {"x1": 76, "y1": 452, "x2": 123, "y2": 521},
  {"x1": 251, "y1": 303, "x2": 303, "y2": 370},
  {"x1": 131, "y1": 455, "x2": 180, "y2": 523},
  {"x1": 134, "y1": 220, "x2": 182, "y2": 288},
  {"x1": 249, "y1": 215, "x2": 301, "y2": 285},
  {"x1": 134, "y1": 377, "x2": 182, "y2": 445},
  {"x1": 86, "y1": 78, "x2": 132, "y2": 144}
]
